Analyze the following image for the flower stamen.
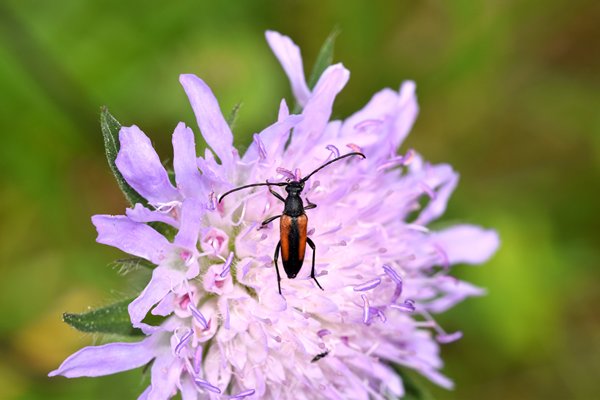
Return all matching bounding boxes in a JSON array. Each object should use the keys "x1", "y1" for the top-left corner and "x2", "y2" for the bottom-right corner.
[
  {"x1": 175, "y1": 328, "x2": 193, "y2": 355},
  {"x1": 346, "y1": 143, "x2": 363, "y2": 153},
  {"x1": 194, "y1": 346, "x2": 202, "y2": 375},
  {"x1": 276, "y1": 167, "x2": 296, "y2": 180},
  {"x1": 194, "y1": 378, "x2": 222, "y2": 394},
  {"x1": 326, "y1": 144, "x2": 340, "y2": 159},
  {"x1": 420, "y1": 309, "x2": 462, "y2": 343},
  {"x1": 432, "y1": 243, "x2": 450, "y2": 269},
  {"x1": 353, "y1": 278, "x2": 381, "y2": 292},
  {"x1": 220, "y1": 252, "x2": 235, "y2": 278},
  {"x1": 253, "y1": 134, "x2": 268, "y2": 160},
  {"x1": 207, "y1": 191, "x2": 217, "y2": 211},
  {"x1": 231, "y1": 389, "x2": 256, "y2": 399},
  {"x1": 188, "y1": 303, "x2": 208, "y2": 329},
  {"x1": 390, "y1": 299, "x2": 415, "y2": 313},
  {"x1": 361, "y1": 294, "x2": 370, "y2": 324},
  {"x1": 354, "y1": 119, "x2": 382, "y2": 131},
  {"x1": 317, "y1": 329, "x2": 331, "y2": 338},
  {"x1": 155, "y1": 200, "x2": 182, "y2": 213}
]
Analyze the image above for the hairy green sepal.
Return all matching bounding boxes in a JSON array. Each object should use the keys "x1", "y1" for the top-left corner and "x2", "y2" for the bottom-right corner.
[{"x1": 63, "y1": 298, "x2": 143, "y2": 336}]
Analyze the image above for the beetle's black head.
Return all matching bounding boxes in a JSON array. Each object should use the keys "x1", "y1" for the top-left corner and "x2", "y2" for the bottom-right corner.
[{"x1": 285, "y1": 181, "x2": 304, "y2": 194}]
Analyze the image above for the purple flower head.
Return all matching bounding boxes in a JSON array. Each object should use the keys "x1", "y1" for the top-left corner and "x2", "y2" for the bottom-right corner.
[{"x1": 50, "y1": 31, "x2": 499, "y2": 399}]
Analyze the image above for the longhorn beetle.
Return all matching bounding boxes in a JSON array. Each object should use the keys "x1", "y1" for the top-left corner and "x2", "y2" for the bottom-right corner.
[{"x1": 218, "y1": 152, "x2": 365, "y2": 295}]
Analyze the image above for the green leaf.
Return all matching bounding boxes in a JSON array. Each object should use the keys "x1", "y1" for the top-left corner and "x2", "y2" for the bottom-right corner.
[
  {"x1": 100, "y1": 106, "x2": 147, "y2": 207},
  {"x1": 307, "y1": 27, "x2": 340, "y2": 90},
  {"x1": 63, "y1": 298, "x2": 143, "y2": 336},
  {"x1": 226, "y1": 101, "x2": 242, "y2": 129}
]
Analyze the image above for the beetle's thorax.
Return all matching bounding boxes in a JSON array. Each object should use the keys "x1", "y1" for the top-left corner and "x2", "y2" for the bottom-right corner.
[{"x1": 283, "y1": 181, "x2": 305, "y2": 217}]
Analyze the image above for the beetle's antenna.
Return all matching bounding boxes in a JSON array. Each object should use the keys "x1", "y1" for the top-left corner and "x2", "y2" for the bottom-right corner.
[
  {"x1": 300, "y1": 152, "x2": 366, "y2": 183},
  {"x1": 218, "y1": 181, "x2": 287, "y2": 203}
]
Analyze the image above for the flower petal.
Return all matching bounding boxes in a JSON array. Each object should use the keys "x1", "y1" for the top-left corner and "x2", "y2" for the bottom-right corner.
[
  {"x1": 197, "y1": 148, "x2": 230, "y2": 187},
  {"x1": 432, "y1": 225, "x2": 500, "y2": 265},
  {"x1": 277, "y1": 98, "x2": 289, "y2": 121},
  {"x1": 241, "y1": 114, "x2": 303, "y2": 163},
  {"x1": 339, "y1": 82, "x2": 418, "y2": 160},
  {"x1": 137, "y1": 386, "x2": 151, "y2": 400},
  {"x1": 115, "y1": 125, "x2": 179, "y2": 205},
  {"x1": 414, "y1": 163, "x2": 459, "y2": 225},
  {"x1": 92, "y1": 215, "x2": 171, "y2": 264},
  {"x1": 179, "y1": 376, "x2": 198, "y2": 400},
  {"x1": 147, "y1": 351, "x2": 181, "y2": 400},
  {"x1": 291, "y1": 63, "x2": 349, "y2": 147},
  {"x1": 426, "y1": 278, "x2": 486, "y2": 313},
  {"x1": 393, "y1": 81, "x2": 419, "y2": 150},
  {"x1": 174, "y1": 197, "x2": 204, "y2": 251},
  {"x1": 129, "y1": 266, "x2": 185, "y2": 328},
  {"x1": 179, "y1": 74, "x2": 234, "y2": 170},
  {"x1": 126, "y1": 204, "x2": 178, "y2": 227},
  {"x1": 172, "y1": 122, "x2": 206, "y2": 198},
  {"x1": 48, "y1": 336, "x2": 157, "y2": 378},
  {"x1": 265, "y1": 31, "x2": 311, "y2": 107}
]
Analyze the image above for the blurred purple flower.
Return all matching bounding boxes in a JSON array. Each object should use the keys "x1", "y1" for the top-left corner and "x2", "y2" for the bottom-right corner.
[{"x1": 50, "y1": 31, "x2": 498, "y2": 399}]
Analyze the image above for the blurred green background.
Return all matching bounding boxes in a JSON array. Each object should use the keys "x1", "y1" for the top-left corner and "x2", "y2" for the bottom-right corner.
[{"x1": 0, "y1": 0, "x2": 598, "y2": 399}]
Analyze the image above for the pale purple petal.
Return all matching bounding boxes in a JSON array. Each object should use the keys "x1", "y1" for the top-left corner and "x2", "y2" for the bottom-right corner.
[
  {"x1": 137, "y1": 385, "x2": 151, "y2": 400},
  {"x1": 426, "y1": 279, "x2": 485, "y2": 313},
  {"x1": 129, "y1": 266, "x2": 185, "y2": 327},
  {"x1": 48, "y1": 336, "x2": 157, "y2": 378},
  {"x1": 415, "y1": 165, "x2": 459, "y2": 225},
  {"x1": 335, "y1": 83, "x2": 417, "y2": 162},
  {"x1": 92, "y1": 215, "x2": 171, "y2": 264},
  {"x1": 241, "y1": 115, "x2": 302, "y2": 163},
  {"x1": 148, "y1": 352, "x2": 181, "y2": 400},
  {"x1": 126, "y1": 204, "x2": 178, "y2": 227},
  {"x1": 420, "y1": 368, "x2": 454, "y2": 389},
  {"x1": 291, "y1": 64, "x2": 350, "y2": 146},
  {"x1": 197, "y1": 148, "x2": 229, "y2": 186},
  {"x1": 179, "y1": 74, "x2": 234, "y2": 170},
  {"x1": 432, "y1": 225, "x2": 499, "y2": 265},
  {"x1": 172, "y1": 122, "x2": 206, "y2": 198},
  {"x1": 152, "y1": 292, "x2": 176, "y2": 316},
  {"x1": 265, "y1": 31, "x2": 310, "y2": 106},
  {"x1": 174, "y1": 197, "x2": 204, "y2": 251},
  {"x1": 340, "y1": 88, "x2": 401, "y2": 158},
  {"x1": 392, "y1": 81, "x2": 419, "y2": 150},
  {"x1": 115, "y1": 125, "x2": 179, "y2": 204},
  {"x1": 179, "y1": 376, "x2": 198, "y2": 400},
  {"x1": 277, "y1": 98, "x2": 289, "y2": 121}
]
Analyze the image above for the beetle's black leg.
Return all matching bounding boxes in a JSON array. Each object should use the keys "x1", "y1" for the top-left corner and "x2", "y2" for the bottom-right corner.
[
  {"x1": 261, "y1": 214, "x2": 282, "y2": 226},
  {"x1": 306, "y1": 237, "x2": 323, "y2": 290},
  {"x1": 274, "y1": 241, "x2": 283, "y2": 295},
  {"x1": 268, "y1": 184, "x2": 286, "y2": 202},
  {"x1": 305, "y1": 197, "x2": 317, "y2": 210}
]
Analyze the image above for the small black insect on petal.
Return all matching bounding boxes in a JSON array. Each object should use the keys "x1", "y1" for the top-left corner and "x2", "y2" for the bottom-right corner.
[{"x1": 311, "y1": 351, "x2": 329, "y2": 363}]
